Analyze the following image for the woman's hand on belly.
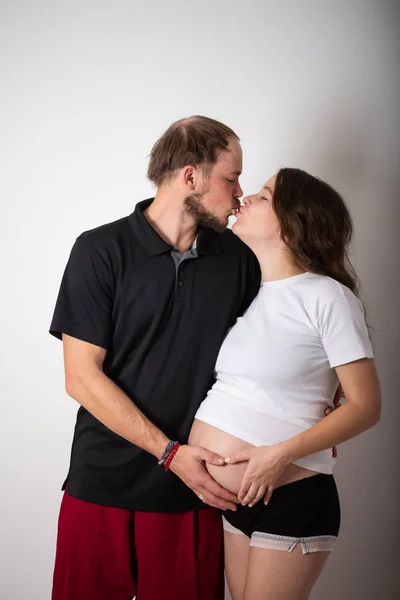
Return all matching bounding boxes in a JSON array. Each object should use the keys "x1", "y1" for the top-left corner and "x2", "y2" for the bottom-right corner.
[{"x1": 225, "y1": 445, "x2": 291, "y2": 506}]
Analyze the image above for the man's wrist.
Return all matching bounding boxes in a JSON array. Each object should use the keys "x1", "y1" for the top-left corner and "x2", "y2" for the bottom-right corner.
[
  {"x1": 158, "y1": 440, "x2": 180, "y2": 467},
  {"x1": 161, "y1": 442, "x2": 181, "y2": 471},
  {"x1": 147, "y1": 433, "x2": 171, "y2": 461}
]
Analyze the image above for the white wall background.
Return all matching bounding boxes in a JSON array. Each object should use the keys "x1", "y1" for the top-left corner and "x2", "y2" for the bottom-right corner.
[{"x1": 1, "y1": 1, "x2": 399, "y2": 599}]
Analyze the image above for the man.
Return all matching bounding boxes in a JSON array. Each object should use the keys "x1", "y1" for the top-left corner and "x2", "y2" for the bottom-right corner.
[{"x1": 50, "y1": 115, "x2": 261, "y2": 600}]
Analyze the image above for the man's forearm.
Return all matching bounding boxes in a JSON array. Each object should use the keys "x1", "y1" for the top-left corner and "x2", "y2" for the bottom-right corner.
[{"x1": 66, "y1": 369, "x2": 169, "y2": 460}]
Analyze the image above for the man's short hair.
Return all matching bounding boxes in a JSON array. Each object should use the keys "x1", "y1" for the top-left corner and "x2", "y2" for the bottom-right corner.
[{"x1": 147, "y1": 115, "x2": 239, "y2": 188}]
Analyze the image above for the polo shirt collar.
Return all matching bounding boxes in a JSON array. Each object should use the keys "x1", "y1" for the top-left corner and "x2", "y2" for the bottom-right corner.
[
  {"x1": 129, "y1": 199, "x2": 172, "y2": 256},
  {"x1": 128, "y1": 198, "x2": 222, "y2": 257}
]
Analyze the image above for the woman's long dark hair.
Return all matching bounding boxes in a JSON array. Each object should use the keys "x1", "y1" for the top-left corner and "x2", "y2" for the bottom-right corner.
[{"x1": 274, "y1": 168, "x2": 359, "y2": 296}]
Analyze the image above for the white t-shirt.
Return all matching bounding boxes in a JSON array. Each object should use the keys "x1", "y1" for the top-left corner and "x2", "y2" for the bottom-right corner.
[{"x1": 195, "y1": 272, "x2": 373, "y2": 474}]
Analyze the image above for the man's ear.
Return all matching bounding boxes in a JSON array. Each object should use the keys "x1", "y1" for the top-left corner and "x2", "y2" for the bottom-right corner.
[{"x1": 182, "y1": 165, "x2": 197, "y2": 191}]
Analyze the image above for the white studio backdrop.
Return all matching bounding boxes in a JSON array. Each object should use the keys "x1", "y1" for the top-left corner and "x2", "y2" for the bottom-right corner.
[{"x1": 1, "y1": 1, "x2": 399, "y2": 599}]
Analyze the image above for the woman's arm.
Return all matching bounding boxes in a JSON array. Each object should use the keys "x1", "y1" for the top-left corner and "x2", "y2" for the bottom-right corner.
[
  {"x1": 278, "y1": 358, "x2": 381, "y2": 462},
  {"x1": 225, "y1": 358, "x2": 381, "y2": 506}
]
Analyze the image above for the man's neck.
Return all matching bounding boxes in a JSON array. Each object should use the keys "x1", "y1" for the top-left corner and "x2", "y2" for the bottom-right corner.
[{"x1": 144, "y1": 187, "x2": 198, "y2": 253}]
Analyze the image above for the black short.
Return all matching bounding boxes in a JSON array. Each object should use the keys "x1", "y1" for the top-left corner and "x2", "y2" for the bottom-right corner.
[{"x1": 222, "y1": 474, "x2": 341, "y2": 554}]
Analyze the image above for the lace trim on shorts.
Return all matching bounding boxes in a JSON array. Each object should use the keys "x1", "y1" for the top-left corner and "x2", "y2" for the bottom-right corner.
[{"x1": 251, "y1": 532, "x2": 337, "y2": 554}]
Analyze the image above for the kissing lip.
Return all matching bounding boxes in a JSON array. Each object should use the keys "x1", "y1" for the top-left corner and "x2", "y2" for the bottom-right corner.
[{"x1": 229, "y1": 200, "x2": 242, "y2": 216}]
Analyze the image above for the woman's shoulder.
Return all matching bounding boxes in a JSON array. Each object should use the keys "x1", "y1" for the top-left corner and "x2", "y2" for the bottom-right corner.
[
  {"x1": 299, "y1": 273, "x2": 357, "y2": 302},
  {"x1": 302, "y1": 273, "x2": 363, "y2": 322}
]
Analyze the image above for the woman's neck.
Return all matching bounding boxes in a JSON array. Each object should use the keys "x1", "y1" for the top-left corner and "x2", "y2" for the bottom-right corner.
[{"x1": 249, "y1": 242, "x2": 305, "y2": 283}]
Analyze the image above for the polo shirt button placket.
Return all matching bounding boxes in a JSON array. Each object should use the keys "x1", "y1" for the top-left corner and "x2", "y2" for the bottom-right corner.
[{"x1": 176, "y1": 269, "x2": 185, "y2": 301}]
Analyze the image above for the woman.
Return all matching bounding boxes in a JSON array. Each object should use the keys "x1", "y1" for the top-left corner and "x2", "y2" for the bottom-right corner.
[{"x1": 188, "y1": 168, "x2": 381, "y2": 600}]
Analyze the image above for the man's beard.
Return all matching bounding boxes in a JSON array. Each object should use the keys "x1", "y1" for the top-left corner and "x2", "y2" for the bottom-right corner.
[{"x1": 183, "y1": 193, "x2": 227, "y2": 233}]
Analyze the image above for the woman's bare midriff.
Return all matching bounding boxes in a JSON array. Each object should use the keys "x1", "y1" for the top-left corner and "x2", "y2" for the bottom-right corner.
[{"x1": 188, "y1": 419, "x2": 319, "y2": 496}]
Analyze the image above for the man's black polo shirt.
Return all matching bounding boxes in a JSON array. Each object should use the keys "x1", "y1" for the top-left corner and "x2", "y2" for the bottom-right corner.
[{"x1": 50, "y1": 199, "x2": 261, "y2": 512}]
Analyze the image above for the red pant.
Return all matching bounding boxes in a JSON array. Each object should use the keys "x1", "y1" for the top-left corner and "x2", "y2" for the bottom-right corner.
[{"x1": 52, "y1": 491, "x2": 224, "y2": 600}]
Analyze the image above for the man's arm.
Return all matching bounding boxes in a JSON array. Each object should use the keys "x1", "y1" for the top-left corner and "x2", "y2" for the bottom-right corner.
[{"x1": 63, "y1": 334, "x2": 238, "y2": 510}]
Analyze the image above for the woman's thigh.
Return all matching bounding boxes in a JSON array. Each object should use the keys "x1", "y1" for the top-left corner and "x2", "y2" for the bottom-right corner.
[
  {"x1": 244, "y1": 545, "x2": 330, "y2": 600},
  {"x1": 224, "y1": 528, "x2": 251, "y2": 600},
  {"x1": 222, "y1": 474, "x2": 340, "y2": 600}
]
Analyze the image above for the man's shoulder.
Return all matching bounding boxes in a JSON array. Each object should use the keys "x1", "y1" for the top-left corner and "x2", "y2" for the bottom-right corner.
[
  {"x1": 68, "y1": 216, "x2": 134, "y2": 270},
  {"x1": 77, "y1": 215, "x2": 131, "y2": 246}
]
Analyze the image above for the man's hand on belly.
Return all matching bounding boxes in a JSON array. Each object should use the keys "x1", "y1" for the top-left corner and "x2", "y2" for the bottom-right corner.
[{"x1": 169, "y1": 445, "x2": 238, "y2": 511}]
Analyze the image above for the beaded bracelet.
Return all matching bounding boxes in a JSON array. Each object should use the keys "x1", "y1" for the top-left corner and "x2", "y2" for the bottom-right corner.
[
  {"x1": 158, "y1": 441, "x2": 175, "y2": 466},
  {"x1": 163, "y1": 443, "x2": 180, "y2": 471},
  {"x1": 158, "y1": 440, "x2": 180, "y2": 471}
]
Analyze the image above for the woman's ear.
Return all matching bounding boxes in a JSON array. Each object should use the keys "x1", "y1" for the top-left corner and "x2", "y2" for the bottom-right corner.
[{"x1": 280, "y1": 229, "x2": 289, "y2": 244}]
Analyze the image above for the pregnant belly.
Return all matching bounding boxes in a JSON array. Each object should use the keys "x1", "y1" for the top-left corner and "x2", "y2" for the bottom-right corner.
[{"x1": 188, "y1": 419, "x2": 318, "y2": 496}]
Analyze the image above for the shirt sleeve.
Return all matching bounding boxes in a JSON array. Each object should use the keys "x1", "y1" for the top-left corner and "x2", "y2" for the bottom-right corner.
[
  {"x1": 318, "y1": 291, "x2": 374, "y2": 368},
  {"x1": 49, "y1": 236, "x2": 113, "y2": 349}
]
